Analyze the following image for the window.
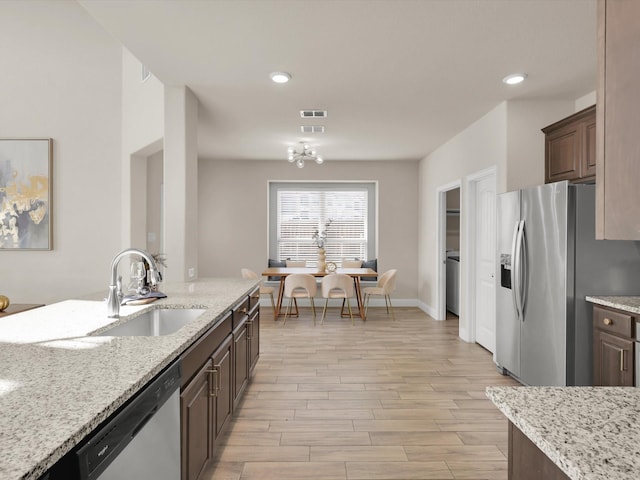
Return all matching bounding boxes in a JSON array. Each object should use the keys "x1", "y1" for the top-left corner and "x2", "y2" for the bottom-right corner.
[{"x1": 269, "y1": 182, "x2": 376, "y2": 266}]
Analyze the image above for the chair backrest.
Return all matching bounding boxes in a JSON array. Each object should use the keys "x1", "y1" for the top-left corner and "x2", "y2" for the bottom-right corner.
[
  {"x1": 377, "y1": 269, "x2": 398, "y2": 294},
  {"x1": 286, "y1": 260, "x2": 306, "y2": 267},
  {"x1": 284, "y1": 273, "x2": 317, "y2": 297},
  {"x1": 341, "y1": 259, "x2": 363, "y2": 268},
  {"x1": 241, "y1": 268, "x2": 259, "y2": 280},
  {"x1": 321, "y1": 274, "x2": 354, "y2": 297}
]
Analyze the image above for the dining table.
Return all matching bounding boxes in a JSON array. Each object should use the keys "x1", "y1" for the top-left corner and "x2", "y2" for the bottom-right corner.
[{"x1": 261, "y1": 267, "x2": 378, "y2": 320}]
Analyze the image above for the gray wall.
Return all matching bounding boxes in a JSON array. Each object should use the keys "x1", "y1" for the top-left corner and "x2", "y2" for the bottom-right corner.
[{"x1": 198, "y1": 159, "x2": 419, "y2": 301}]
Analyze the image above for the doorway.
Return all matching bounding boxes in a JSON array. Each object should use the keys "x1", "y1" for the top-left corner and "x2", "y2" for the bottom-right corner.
[{"x1": 436, "y1": 180, "x2": 461, "y2": 322}]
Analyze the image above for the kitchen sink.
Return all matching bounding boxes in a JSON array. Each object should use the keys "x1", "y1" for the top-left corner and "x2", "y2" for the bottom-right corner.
[{"x1": 96, "y1": 308, "x2": 207, "y2": 336}]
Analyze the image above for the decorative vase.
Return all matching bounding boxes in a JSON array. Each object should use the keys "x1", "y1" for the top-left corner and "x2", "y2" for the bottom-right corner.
[{"x1": 317, "y1": 247, "x2": 326, "y2": 273}]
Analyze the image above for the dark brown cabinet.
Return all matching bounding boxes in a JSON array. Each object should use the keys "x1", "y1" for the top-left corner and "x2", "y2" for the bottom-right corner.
[
  {"x1": 542, "y1": 105, "x2": 596, "y2": 185},
  {"x1": 233, "y1": 317, "x2": 249, "y2": 409},
  {"x1": 508, "y1": 422, "x2": 570, "y2": 480},
  {"x1": 596, "y1": 0, "x2": 640, "y2": 239},
  {"x1": 593, "y1": 305, "x2": 634, "y2": 386},
  {"x1": 180, "y1": 287, "x2": 260, "y2": 480},
  {"x1": 180, "y1": 362, "x2": 213, "y2": 480}
]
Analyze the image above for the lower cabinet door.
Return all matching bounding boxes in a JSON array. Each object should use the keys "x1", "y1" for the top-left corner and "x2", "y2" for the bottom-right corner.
[
  {"x1": 233, "y1": 321, "x2": 249, "y2": 409},
  {"x1": 594, "y1": 331, "x2": 634, "y2": 386},
  {"x1": 249, "y1": 310, "x2": 260, "y2": 373},
  {"x1": 212, "y1": 335, "x2": 233, "y2": 443},
  {"x1": 180, "y1": 361, "x2": 213, "y2": 480}
]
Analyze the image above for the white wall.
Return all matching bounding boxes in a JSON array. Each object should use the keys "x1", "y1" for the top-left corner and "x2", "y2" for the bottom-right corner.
[
  {"x1": 0, "y1": 1, "x2": 122, "y2": 303},
  {"x1": 575, "y1": 91, "x2": 596, "y2": 111},
  {"x1": 198, "y1": 159, "x2": 419, "y2": 301}
]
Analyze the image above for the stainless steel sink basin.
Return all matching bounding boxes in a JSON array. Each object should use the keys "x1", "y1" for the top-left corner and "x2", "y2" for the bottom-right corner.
[{"x1": 97, "y1": 308, "x2": 207, "y2": 336}]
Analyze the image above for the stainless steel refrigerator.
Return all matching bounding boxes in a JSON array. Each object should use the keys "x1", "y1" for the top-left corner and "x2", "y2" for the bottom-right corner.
[{"x1": 496, "y1": 181, "x2": 640, "y2": 386}]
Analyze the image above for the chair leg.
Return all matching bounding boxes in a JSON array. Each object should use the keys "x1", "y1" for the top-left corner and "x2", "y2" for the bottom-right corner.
[
  {"x1": 384, "y1": 295, "x2": 390, "y2": 314},
  {"x1": 364, "y1": 293, "x2": 370, "y2": 318},
  {"x1": 284, "y1": 297, "x2": 293, "y2": 325},
  {"x1": 293, "y1": 298, "x2": 299, "y2": 317},
  {"x1": 321, "y1": 298, "x2": 328, "y2": 325},
  {"x1": 386, "y1": 295, "x2": 395, "y2": 321},
  {"x1": 346, "y1": 297, "x2": 354, "y2": 326},
  {"x1": 269, "y1": 293, "x2": 276, "y2": 320},
  {"x1": 310, "y1": 298, "x2": 316, "y2": 326}
]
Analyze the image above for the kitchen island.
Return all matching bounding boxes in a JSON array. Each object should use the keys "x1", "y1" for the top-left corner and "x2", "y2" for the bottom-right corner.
[
  {"x1": 0, "y1": 278, "x2": 259, "y2": 480},
  {"x1": 487, "y1": 386, "x2": 640, "y2": 480}
]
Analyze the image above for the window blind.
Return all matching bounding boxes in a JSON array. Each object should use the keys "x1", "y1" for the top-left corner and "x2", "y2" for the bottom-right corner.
[{"x1": 276, "y1": 188, "x2": 369, "y2": 266}]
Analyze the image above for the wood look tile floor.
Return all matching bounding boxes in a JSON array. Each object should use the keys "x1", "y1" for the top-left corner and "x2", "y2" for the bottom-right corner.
[{"x1": 203, "y1": 307, "x2": 520, "y2": 480}]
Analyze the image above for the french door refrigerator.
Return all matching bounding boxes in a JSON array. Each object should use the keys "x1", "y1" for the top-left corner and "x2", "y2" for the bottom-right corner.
[{"x1": 496, "y1": 181, "x2": 640, "y2": 386}]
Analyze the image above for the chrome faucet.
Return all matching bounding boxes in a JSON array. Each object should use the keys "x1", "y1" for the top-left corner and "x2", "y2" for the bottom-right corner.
[{"x1": 107, "y1": 248, "x2": 162, "y2": 318}]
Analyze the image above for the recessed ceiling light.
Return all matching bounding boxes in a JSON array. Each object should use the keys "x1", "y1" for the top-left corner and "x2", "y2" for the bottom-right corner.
[
  {"x1": 503, "y1": 73, "x2": 527, "y2": 85},
  {"x1": 270, "y1": 72, "x2": 291, "y2": 84}
]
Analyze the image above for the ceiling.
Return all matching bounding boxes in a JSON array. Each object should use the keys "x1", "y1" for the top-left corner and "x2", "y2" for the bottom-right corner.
[{"x1": 79, "y1": 0, "x2": 597, "y2": 163}]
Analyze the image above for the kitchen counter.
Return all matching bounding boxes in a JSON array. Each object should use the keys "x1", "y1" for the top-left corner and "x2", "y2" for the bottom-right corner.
[
  {"x1": 487, "y1": 386, "x2": 640, "y2": 480},
  {"x1": 586, "y1": 295, "x2": 640, "y2": 315},
  {"x1": 0, "y1": 278, "x2": 259, "y2": 480}
]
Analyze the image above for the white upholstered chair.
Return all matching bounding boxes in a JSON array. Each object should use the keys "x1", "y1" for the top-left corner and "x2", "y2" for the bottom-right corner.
[
  {"x1": 241, "y1": 268, "x2": 276, "y2": 318},
  {"x1": 363, "y1": 269, "x2": 397, "y2": 320},
  {"x1": 283, "y1": 273, "x2": 317, "y2": 325},
  {"x1": 320, "y1": 274, "x2": 355, "y2": 325}
]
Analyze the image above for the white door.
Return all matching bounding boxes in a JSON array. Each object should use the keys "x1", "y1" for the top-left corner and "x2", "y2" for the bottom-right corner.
[{"x1": 474, "y1": 175, "x2": 496, "y2": 352}]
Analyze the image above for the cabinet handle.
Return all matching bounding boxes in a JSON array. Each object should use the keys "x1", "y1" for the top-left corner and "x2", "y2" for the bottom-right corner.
[
  {"x1": 603, "y1": 317, "x2": 613, "y2": 326},
  {"x1": 620, "y1": 349, "x2": 626, "y2": 372},
  {"x1": 238, "y1": 308, "x2": 248, "y2": 315},
  {"x1": 206, "y1": 367, "x2": 218, "y2": 397},
  {"x1": 214, "y1": 363, "x2": 222, "y2": 394}
]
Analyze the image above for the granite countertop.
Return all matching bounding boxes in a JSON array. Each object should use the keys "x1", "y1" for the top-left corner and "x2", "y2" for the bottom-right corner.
[
  {"x1": 586, "y1": 295, "x2": 640, "y2": 315},
  {"x1": 487, "y1": 386, "x2": 640, "y2": 480},
  {"x1": 0, "y1": 277, "x2": 259, "y2": 480}
]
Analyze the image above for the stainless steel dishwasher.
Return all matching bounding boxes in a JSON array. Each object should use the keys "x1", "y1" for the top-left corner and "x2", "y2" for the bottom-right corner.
[{"x1": 75, "y1": 360, "x2": 181, "y2": 480}]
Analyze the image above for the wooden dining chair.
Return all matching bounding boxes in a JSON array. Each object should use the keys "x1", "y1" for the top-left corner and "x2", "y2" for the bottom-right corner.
[
  {"x1": 283, "y1": 274, "x2": 317, "y2": 325},
  {"x1": 363, "y1": 269, "x2": 397, "y2": 320},
  {"x1": 241, "y1": 268, "x2": 276, "y2": 318},
  {"x1": 320, "y1": 274, "x2": 355, "y2": 325}
]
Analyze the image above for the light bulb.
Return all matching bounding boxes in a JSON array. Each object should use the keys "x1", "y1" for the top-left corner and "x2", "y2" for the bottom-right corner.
[
  {"x1": 296, "y1": 159, "x2": 304, "y2": 168},
  {"x1": 287, "y1": 147, "x2": 294, "y2": 154},
  {"x1": 288, "y1": 155, "x2": 295, "y2": 162},
  {"x1": 270, "y1": 72, "x2": 291, "y2": 84},
  {"x1": 502, "y1": 73, "x2": 527, "y2": 85},
  {"x1": 315, "y1": 156, "x2": 323, "y2": 165}
]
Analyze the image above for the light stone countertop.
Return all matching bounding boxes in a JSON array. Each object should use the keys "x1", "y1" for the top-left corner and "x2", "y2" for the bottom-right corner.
[
  {"x1": 0, "y1": 277, "x2": 259, "y2": 480},
  {"x1": 586, "y1": 295, "x2": 640, "y2": 315},
  {"x1": 486, "y1": 386, "x2": 640, "y2": 480}
]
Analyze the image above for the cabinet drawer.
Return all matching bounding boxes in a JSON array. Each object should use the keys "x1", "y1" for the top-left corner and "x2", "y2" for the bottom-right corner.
[
  {"x1": 181, "y1": 313, "x2": 232, "y2": 387},
  {"x1": 232, "y1": 297, "x2": 250, "y2": 328},
  {"x1": 248, "y1": 286, "x2": 260, "y2": 310},
  {"x1": 593, "y1": 305, "x2": 633, "y2": 338}
]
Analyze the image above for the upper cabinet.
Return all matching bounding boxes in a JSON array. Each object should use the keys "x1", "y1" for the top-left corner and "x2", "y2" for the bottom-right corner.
[
  {"x1": 542, "y1": 105, "x2": 596, "y2": 185},
  {"x1": 596, "y1": 0, "x2": 640, "y2": 240}
]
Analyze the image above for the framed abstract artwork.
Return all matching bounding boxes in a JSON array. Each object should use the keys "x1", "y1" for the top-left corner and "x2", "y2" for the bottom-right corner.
[{"x1": 0, "y1": 138, "x2": 53, "y2": 250}]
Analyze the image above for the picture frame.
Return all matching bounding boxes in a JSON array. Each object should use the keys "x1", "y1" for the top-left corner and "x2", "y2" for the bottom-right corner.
[{"x1": 0, "y1": 138, "x2": 53, "y2": 250}]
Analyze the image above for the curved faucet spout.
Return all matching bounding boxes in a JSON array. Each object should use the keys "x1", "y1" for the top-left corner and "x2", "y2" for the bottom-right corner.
[{"x1": 107, "y1": 248, "x2": 162, "y2": 318}]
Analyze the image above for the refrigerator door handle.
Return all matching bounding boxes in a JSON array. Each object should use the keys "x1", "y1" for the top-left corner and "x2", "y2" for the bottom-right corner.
[
  {"x1": 519, "y1": 220, "x2": 528, "y2": 319},
  {"x1": 511, "y1": 220, "x2": 523, "y2": 322},
  {"x1": 513, "y1": 220, "x2": 526, "y2": 322}
]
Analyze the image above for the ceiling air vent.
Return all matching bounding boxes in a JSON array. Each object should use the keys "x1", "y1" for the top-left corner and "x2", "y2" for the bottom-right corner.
[
  {"x1": 301, "y1": 125, "x2": 325, "y2": 134},
  {"x1": 300, "y1": 110, "x2": 328, "y2": 118}
]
